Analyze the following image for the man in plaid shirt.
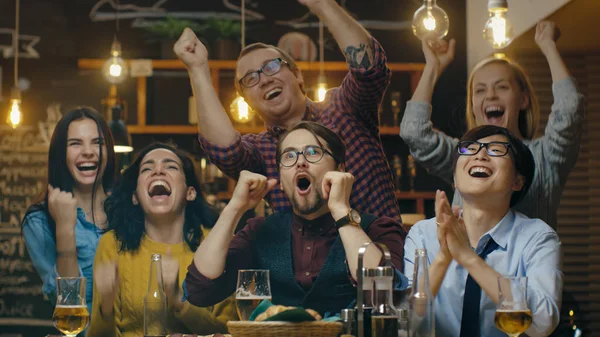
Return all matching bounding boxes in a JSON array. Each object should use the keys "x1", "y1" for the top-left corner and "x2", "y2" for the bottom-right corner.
[{"x1": 174, "y1": 0, "x2": 402, "y2": 223}]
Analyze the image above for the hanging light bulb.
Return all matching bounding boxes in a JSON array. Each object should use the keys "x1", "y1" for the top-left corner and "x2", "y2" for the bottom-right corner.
[
  {"x1": 316, "y1": 74, "x2": 328, "y2": 102},
  {"x1": 230, "y1": 95, "x2": 255, "y2": 124},
  {"x1": 412, "y1": 0, "x2": 450, "y2": 41},
  {"x1": 7, "y1": 89, "x2": 21, "y2": 129},
  {"x1": 483, "y1": 0, "x2": 514, "y2": 49},
  {"x1": 102, "y1": 37, "x2": 128, "y2": 84},
  {"x1": 7, "y1": 0, "x2": 22, "y2": 129}
]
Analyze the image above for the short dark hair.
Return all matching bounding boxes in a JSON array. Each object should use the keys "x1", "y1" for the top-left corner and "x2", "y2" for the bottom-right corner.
[
  {"x1": 452, "y1": 125, "x2": 535, "y2": 207},
  {"x1": 22, "y1": 106, "x2": 116, "y2": 236},
  {"x1": 276, "y1": 121, "x2": 345, "y2": 168},
  {"x1": 235, "y1": 42, "x2": 306, "y2": 95},
  {"x1": 104, "y1": 142, "x2": 218, "y2": 252}
]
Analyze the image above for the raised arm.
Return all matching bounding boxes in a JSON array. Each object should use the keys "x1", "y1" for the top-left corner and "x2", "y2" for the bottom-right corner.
[
  {"x1": 174, "y1": 28, "x2": 237, "y2": 146},
  {"x1": 193, "y1": 171, "x2": 277, "y2": 279},
  {"x1": 87, "y1": 235, "x2": 120, "y2": 337},
  {"x1": 301, "y1": 0, "x2": 372, "y2": 67},
  {"x1": 400, "y1": 40, "x2": 457, "y2": 184},
  {"x1": 534, "y1": 21, "x2": 585, "y2": 174}
]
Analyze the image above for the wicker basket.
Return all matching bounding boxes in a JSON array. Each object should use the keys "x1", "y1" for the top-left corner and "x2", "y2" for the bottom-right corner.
[{"x1": 227, "y1": 321, "x2": 343, "y2": 337}]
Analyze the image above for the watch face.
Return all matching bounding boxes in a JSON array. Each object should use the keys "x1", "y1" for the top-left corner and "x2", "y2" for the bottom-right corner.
[{"x1": 350, "y1": 209, "x2": 361, "y2": 223}]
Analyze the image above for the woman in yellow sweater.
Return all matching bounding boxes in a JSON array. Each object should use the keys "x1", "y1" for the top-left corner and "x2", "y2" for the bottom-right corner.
[{"x1": 86, "y1": 143, "x2": 237, "y2": 337}]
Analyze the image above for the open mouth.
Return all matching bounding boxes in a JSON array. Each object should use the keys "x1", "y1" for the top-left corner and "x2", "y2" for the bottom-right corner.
[
  {"x1": 485, "y1": 105, "x2": 505, "y2": 124},
  {"x1": 469, "y1": 166, "x2": 492, "y2": 178},
  {"x1": 264, "y1": 88, "x2": 283, "y2": 100},
  {"x1": 76, "y1": 162, "x2": 98, "y2": 172},
  {"x1": 295, "y1": 174, "x2": 312, "y2": 195},
  {"x1": 148, "y1": 180, "x2": 172, "y2": 198}
]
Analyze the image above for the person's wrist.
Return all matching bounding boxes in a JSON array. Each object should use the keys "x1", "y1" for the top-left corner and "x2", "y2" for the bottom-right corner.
[
  {"x1": 538, "y1": 41, "x2": 557, "y2": 55},
  {"x1": 434, "y1": 250, "x2": 452, "y2": 265},
  {"x1": 331, "y1": 205, "x2": 351, "y2": 222}
]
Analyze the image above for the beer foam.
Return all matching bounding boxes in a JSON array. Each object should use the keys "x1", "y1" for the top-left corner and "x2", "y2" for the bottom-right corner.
[
  {"x1": 55, "y1": 305, "x2": 88, "y2": 308},
  {"x1": 235, "y1": 294, "x2": 272, "y2": 300},
  {"x1": 495, "y1": 309, "x2": 531, "y2": 313}
]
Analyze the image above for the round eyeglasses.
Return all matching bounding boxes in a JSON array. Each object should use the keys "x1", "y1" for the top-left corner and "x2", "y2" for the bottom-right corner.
[
  {"x1": 239, "y1": 58, "x2": 290, "y2": 88},
  {"x1": 279, "y1": 145, "x2": 334, "y2": 167},
  {"x1": 457, "y1": 140, "x2": 511, "y2": 157}
]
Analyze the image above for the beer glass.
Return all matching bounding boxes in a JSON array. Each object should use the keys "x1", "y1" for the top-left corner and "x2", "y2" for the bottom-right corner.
[
  {"x1": 235, "y1": 269, "x2": 271, "y2": 320},
  {"x1": 494, "y1": 276, "x2": 532, "y2": 337},
  {"x1": 53, "y1": 277, "x2": 90, "y2": 337}
]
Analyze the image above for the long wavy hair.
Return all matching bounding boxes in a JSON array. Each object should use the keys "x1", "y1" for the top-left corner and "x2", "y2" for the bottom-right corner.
[
  {"x1": 104, "y1": 143, "x2": 218, "y2": 252},
  {"x1": 22, "y1": 107, "x2": 116, "y2": 235},
  {"x1": 466, "y1": 56, "x2": 540, "y2": 140}
]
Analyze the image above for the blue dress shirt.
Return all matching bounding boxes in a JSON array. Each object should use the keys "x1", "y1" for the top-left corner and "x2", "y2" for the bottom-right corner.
[
  {"x1": 404, "y1": 210, "x2": 562, "y2": 337},
  {"x1": 22, "y1": 207, "x2": 103, "y2": 314}
]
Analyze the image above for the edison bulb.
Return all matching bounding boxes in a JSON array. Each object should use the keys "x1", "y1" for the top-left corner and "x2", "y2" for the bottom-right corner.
[
  {"x1": 315, "y1": 75, "x2": 328, "y2": 102},
  {"x1": 483, "y1": 9, "x2": 514, "y2": 49},
  {"x1": 102, "y1": 39, "x2": 128, "y2": 84},
  {"x1": 412, "y1": 0, "x2": 449, "y2": 40},
  {"x1": 8, "y1": 98, "x2": 21, "y2": 129},
  {"x1": 230, "y1": 95, "x2": 255, "y2": 124}
]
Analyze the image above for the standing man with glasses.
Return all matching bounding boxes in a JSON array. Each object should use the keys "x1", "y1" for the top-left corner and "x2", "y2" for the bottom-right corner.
[
  {"x1": 184, "y1": 122, "x2": 407, "y2": 317},
  {"x1": 404, "y1": 125, "x2": 562, "y2": 337},
  {"x1": 173, "y1": 0, "x2": 402, "y2": 224}
]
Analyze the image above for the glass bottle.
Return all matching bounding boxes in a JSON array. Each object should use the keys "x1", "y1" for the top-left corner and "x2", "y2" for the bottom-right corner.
[
  {"x1": 144, "y1": 254, "x2": 168, "y2": 337},
  {"x1": 371, "y1": 266, "x2": 399, "y2": 337},
  {"x1": 409, "y1": 248, "x2": 435, "y2": 337}
]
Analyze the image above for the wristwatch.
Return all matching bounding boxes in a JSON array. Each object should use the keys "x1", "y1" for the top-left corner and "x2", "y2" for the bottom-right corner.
[{"x1": 335, "y1": 209, "x2": 362, "y2": 228}]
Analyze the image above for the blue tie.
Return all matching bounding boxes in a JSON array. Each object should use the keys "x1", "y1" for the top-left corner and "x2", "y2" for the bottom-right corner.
[{"x1": 459, "y1": 238, "x2": 499, "y2": 337}]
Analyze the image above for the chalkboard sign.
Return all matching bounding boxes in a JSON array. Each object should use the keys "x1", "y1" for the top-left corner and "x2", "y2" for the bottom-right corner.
[{"x1": 0, "y1": 125, "x2": 55, "y2": 337}]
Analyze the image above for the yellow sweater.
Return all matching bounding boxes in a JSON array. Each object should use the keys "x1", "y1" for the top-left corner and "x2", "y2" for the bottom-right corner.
[{"x1": 86, "y1": 230, "x2": 237, "y2": 337}]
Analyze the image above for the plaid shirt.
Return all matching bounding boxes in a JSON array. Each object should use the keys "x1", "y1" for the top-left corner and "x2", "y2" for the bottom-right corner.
[{"x1": 199, "y1": 37, "x2": 402, "y2": 223}]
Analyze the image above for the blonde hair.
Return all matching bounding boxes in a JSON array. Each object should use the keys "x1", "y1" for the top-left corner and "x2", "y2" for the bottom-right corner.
[{"x1": 466, "y1": 56, "x2": 540, "y2": 139}]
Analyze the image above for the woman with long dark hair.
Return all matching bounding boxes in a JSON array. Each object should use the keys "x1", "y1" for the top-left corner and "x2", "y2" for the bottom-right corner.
[
  {"x1": 87, "y1": 143, "x2": 235, "y2": 337},
  {"x1": 22, "y1": 106, "x2": 117, "y2": 314}
]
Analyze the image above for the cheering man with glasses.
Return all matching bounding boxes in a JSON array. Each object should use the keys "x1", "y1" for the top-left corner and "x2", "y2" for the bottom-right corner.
[
  {"x1": 404, "y1": 125, "x2": 562, "y2": 337},
  {"x1": 174, "y1": 0, "x2": 402, "y2": 224},
  {"x1": 185, "y1": 122, "x2": 407, "y2": 317}
]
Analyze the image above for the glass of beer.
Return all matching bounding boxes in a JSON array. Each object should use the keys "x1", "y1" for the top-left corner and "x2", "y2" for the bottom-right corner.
[
  {"x1": 494, "y1": 276, "x2": 532, "y2": 337},
  {"x1": 53, "y1": 277, "x2": 90, "y2": 337},
  {"x1": 235, "y1": 269, "x2": 271, "y2": 320}
]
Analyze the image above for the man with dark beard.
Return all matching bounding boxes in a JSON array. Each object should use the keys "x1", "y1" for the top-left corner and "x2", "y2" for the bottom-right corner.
[{"x1": 184, "y1": 122, "x2": 407, "y2": 317}]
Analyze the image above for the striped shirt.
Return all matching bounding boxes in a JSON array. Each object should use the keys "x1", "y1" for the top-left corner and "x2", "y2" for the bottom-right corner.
[{"x1": 199, "y1": 37, "x2": 402, "y2": 223}]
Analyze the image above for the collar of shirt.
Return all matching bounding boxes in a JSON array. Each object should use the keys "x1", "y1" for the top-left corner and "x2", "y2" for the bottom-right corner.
[
  {"x1": 292, "y1": 212, "x2": 337, "y2": 238},
  {"x1": 474, "y1": 209, "x2": 515, "y2": 252},
  {"x1": 266, "y1": 100, "x2": 319, "y2": 138}
]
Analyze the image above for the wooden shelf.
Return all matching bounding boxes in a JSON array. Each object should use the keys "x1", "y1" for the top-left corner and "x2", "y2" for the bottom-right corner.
[
  {"x1": 127, "y1": 124, "x2": 401, "y2": 135},
  {"x1": 395, "y1": 190, "x2": 435, "y2": 214},
  {"x1": 78, "y1": 59, "x2": 425, "y2": 72},
  {"x1": 78, "y1": 58, "x2": 422, "y2": 136}
]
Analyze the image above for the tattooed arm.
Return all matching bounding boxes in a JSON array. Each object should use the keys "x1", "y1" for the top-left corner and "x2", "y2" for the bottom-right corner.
[{"x1": 299, "y1": 0, "x2": 373, "y2": 68}]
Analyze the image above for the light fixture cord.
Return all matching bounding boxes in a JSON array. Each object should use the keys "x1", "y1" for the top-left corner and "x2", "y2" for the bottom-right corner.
[
  {"x1": 116, "y1": 0, "x2": 120, "y2": 33},
  {"x1": 14, "y1": 0, "x2": 19, "y2": 88},
  {"x1": 241, "y1": 0, "x2": 245, "y2": 49},
  {"x1": 319, "y1": 19, "x2": 324, "y2": 76}
]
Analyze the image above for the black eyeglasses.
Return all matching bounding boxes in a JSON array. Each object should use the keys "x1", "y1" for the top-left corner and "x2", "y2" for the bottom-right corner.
[
  {"x1": 457, "y1": 141, "x2": 511, "y2": 157},
  {"x1": 279, "y1": 145, "x2": 334, "y2": 167},
  {"x1": 239, "y1": 58, "x2": 289, "y2": 88}
]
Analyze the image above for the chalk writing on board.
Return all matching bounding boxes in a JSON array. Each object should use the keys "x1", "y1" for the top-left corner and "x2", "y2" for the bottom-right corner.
[{"x1": 0, "y1": 126, "x2": 54, "y2": 330}]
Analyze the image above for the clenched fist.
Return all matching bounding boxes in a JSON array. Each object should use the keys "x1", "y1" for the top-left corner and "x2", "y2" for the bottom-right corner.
[
  {"x1": 173, "y1": 28, "x2": 210, "y2": 72},
  {"x1": 535, "y1": 21, "x2": 561, "y2": 53},
  {"x1": 228, "y1": 171, "x2": 277, "y2": 213},
  {"x1": 47, "y1": 185, "x2": 78, "y2": 236},
  {"x1": 321, "y1": 171, "x2": 354, "y2": 219}
]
